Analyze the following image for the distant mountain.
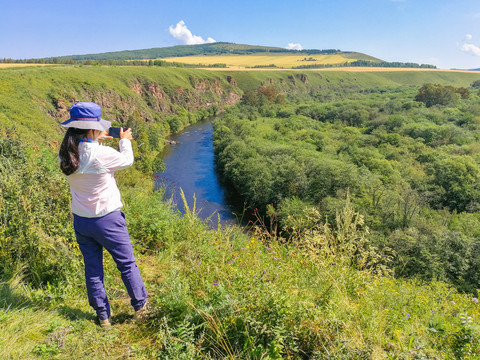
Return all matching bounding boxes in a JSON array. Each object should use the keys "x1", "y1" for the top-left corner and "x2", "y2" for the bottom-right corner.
[{"x1": 49, "y1": 42, "x2": 381, "y2": 62}]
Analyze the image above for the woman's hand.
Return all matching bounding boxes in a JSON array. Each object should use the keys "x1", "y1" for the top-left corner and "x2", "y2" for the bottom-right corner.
[
  {"x1": 96, "y1": 130, "x2": 113, "y2": 143},
  {"x1": 120, "y1": 128, "x2": 133, "y2": 140}
]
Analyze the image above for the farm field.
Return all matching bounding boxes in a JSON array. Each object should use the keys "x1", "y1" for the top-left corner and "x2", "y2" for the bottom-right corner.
[
  {"x1": 162, "y1": 53, "x2": 355, "y2": 68},
  {"x1": 0, "y1": 63, "x2": 55, "y2": 68}
]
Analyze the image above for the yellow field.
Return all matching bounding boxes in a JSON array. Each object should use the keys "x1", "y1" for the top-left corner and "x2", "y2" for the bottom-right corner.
[
  {"x1": 163, "y1": 54, "x2": 354, "y2": 69},
  {"x1": 0, "y1": 63, "x2": 55, "y2": 68}
]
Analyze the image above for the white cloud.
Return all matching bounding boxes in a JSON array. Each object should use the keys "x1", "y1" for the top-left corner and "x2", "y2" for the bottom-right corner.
[
  {"x1": 462, "y1": 43, "x2": 480, "y2": 56},
  {"x1": 461, "y1": 34, "x2": 480, "y2": 56},
  {"x1": 286, "y1": 43, "x2": 303, "y2": 51},
  {"x1": 169, "y1": 20, "x2": 216, "y2": 45}
]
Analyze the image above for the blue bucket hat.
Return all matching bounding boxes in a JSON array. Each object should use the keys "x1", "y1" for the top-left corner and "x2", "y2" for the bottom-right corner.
[{"x1": 60, "y1": 102, "x2": 111, "y2": 131}]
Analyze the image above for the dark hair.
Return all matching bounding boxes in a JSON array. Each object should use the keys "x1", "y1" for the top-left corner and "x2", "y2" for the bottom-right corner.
[{"x1": 59, "y1": 128, "x2": 90, "y2": 175}]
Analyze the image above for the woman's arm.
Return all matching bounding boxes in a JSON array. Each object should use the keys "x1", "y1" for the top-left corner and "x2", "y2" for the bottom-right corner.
[{"x1": 97, "y1": 139, "x2": 134, "y2": 172}]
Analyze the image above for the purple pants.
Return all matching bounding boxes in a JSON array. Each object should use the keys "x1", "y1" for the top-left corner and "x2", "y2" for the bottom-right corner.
[{"x1": 74, "y1": 211, "x2": 147, "y2": 320}]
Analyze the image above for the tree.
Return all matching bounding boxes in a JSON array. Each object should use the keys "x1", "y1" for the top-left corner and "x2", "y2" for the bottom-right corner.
[
  {"x1": 415, "y1": 84, "x2": 458, "y2": 107},
  {"x1": 430, "y1": 156, "x2": 480, "y2": 212}
]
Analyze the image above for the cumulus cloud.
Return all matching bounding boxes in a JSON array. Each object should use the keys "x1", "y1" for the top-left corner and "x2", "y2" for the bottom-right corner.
[
  {"x1": 286, "y1": 43, "x2": 303, "y2": 51},
  {"x1": 461, "y1": 34, "x2": 480, "y2": 56},
  {"x1": 462, "y1": 43, "x2": 480, "y2": 56},
  {"x1": 169, "y1": 20, "x2": 216, "y2": 45}
]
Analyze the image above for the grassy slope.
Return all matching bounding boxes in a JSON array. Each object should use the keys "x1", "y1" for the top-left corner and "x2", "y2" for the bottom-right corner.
[
  {"x1": 217, "y1": 68, "x2": 480, "y2": 91},
  {"x1": 2, "y1": 66, "x2": 480, "y2": 358}
]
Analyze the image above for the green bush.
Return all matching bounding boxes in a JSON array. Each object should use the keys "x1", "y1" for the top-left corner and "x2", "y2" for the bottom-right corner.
[{"x1": 0, "y1": 131, "x2": 79, "y2": 286}]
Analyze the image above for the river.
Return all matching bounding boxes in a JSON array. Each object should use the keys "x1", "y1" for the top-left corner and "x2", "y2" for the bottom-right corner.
[{"x1": 157, "y1": 119, "x2": 243, "y2": 227}]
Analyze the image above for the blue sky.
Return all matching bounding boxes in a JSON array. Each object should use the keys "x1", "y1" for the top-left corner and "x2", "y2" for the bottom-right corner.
[{"x1": 1, "y1": 0, "x2": 479, "y2": 69}]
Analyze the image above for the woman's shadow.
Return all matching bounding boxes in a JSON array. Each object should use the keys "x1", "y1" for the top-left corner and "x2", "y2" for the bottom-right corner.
[{"x1": 0, "y1": 281, "x2": 131, "y2": 325}]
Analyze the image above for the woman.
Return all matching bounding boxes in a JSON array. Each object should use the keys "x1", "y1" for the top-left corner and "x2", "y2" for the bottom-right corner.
[{"x1": 59, "y1": 102, "x2": 148, "y2": 328}]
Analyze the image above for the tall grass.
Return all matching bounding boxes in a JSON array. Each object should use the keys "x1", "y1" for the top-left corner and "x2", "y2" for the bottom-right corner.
[{"x1": 136, "y1": 194, "x2": 480, "y2": 359}]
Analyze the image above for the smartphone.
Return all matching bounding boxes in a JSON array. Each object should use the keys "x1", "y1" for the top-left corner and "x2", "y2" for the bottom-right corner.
[{"x1": 108, "y1": 127, "x2": 126, "y2": 138}]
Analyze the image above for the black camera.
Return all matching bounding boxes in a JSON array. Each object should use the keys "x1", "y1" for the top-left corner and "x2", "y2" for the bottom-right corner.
[{"x1": 108, "y1": 127, "x2": 127, "y2": 138}]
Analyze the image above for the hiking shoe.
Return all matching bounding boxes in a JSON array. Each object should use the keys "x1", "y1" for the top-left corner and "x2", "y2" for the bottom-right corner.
[
  {"x1": 99, "y1": 317, "x2": 111, "y2": 328},
  {"x1": 134, "y1": 301, "x2": 150, "y2": 323}
]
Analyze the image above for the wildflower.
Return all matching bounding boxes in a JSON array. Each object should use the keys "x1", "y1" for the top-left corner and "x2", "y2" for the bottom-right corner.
[
  {"x1": 403, "y1": 312, "x2": 410, "y2": 319},
  {"x1": 276, "y1": 274, "x2": 279, "y2": 277},
  {"x1": 213, "y1": 280, "x2": 219, "y2": 286},
  {"x1": 451, "y1": 300, "x2": 455, "y2": 305},
  {"x1": 273, "y1": 257, "x2": 279, "y2": 261},
  {"x1": 473, "y1": 297, "x2": 479, "y2": 303}
]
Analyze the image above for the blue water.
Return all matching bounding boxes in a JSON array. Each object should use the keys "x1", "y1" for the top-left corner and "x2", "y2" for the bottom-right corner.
[{"x1": 158, "y1": 120, "x2": 240, "y2": 227}]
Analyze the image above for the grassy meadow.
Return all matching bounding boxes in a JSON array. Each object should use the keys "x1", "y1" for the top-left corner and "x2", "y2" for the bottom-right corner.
[{"x1": 2, "y1": 65, "x2": 480, "y2": 358}]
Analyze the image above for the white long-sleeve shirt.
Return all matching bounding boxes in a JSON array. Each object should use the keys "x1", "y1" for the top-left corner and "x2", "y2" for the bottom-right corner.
[{"x1": 66, "y1": 139, "x2": 134, "y2": 217}]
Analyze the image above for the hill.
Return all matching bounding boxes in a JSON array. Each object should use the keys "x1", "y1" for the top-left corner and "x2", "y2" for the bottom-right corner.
[
  {"x1": 48, "y1": 42, "x2": 367, "y2": 61},
  {"x1": 2, "y1": 42, "x2": 435, "y2": 69}
]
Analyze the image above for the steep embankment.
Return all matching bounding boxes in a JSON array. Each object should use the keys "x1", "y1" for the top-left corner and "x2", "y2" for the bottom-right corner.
[{"x1": 0, "y1": 66, "x2": 241, "y2": 147}]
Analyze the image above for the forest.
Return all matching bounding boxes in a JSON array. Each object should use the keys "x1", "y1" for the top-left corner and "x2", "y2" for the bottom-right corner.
[{"x1": 214, "y1": 78, "x2": 480, "y2": 293}]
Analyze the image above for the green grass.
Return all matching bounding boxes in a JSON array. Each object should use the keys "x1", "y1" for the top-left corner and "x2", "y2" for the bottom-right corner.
[{"x1": 2, "y1": 194, "x2": 480, "y2": 358}]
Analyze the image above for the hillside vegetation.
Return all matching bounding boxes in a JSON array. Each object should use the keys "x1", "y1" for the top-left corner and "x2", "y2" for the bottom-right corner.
[
  {"x1": 2, "y1": 65, "x2": 480, "y2": 358},
  {"x1": 46, "y1": 42, "x2": 345, "y2": 61},
  {"x1": 214, "y1": 71, "x2": 480, "y2": 292}
]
